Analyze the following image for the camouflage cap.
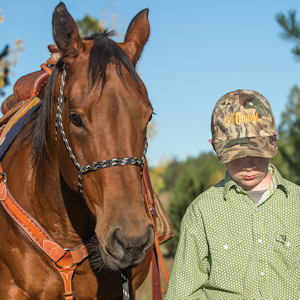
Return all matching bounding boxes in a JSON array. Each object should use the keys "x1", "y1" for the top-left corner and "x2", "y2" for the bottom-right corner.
[{"x1": 211, "y1": 89, "x2": 278, "y2": 164}]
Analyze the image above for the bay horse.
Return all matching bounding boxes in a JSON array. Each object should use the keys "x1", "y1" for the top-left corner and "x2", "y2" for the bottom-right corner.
[{"x1": 0, "y1": 2, "x2": 155, "y2": 299}]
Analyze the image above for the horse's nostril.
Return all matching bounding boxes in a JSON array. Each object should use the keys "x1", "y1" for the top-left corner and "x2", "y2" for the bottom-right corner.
[
  {"x1": 114, "y1": 228, "x2": 126, "y2": 247},
  {"x1": 106, "y1": 229, "x2": 124, "y2": 260},
  {"x1": 105, "y1": 224, "x2": 154, "y2": 263},
  {"x1": 113, "y1": 229, "x2": 125, "y2": 251}
]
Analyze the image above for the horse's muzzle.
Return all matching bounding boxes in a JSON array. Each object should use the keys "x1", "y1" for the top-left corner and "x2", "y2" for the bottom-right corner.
[{"x1": 100, "y1": 224, "x2": 154, "y2": 270}]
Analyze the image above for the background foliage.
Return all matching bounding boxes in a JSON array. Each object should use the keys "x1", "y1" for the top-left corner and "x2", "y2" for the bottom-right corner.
[{"x1": 0, "y1": 8, "x2": 24, "y2": 97}]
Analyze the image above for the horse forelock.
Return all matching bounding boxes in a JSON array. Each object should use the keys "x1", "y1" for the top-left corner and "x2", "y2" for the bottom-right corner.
[
  {"x1": 19, "y1": 32, "x2": 142, "y2": 162},
  {"x1": 86, "y1": 30, "x2": 141, "y2": 93}
]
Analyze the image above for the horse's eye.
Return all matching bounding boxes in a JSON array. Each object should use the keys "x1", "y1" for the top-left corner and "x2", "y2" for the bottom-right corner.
[
  {"x1": 148, "y1": 114, "x2": 152, "y2": 122},
  {"x1": 69, "y1": 114, "x2": 83, "y2": 127}
]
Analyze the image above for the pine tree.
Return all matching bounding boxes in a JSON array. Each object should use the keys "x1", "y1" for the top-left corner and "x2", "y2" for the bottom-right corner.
[{"x1": 276, "y1": 10, "x2": 300, "y2": 60}]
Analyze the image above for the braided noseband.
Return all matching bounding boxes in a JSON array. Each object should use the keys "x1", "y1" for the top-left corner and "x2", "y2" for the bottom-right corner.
[
  {"x1": 55, "y1": 65, "x2": 148, "y2": 198},
  {"x1": 55, "y1": 65, "x2": 148, "y2": 300}
]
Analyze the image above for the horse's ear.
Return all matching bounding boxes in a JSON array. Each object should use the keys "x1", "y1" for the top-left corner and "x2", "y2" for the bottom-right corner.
[
  {"x1": 122, "y1": 9, "x2": 150, "y2": 66},
  {"x1": 52, "y1": 2, "x2": 84, "y2": 63}
]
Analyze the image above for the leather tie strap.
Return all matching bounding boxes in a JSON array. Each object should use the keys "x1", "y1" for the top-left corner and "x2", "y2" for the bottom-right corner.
[{"x1": 40, "y1": 63, "x2": 53, "y2": 76}]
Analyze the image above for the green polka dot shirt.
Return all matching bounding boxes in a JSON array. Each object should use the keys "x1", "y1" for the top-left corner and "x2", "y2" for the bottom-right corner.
[{"x1": 165, "y1": 164, "x2": 300, "y2": 299}]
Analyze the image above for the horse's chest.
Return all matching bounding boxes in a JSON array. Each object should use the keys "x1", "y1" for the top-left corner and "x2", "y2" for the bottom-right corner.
[
  {"x1": 0, "y1": 231, "x2": 99, "y2": 299},
  {"x1": 1, "y1": 260, "x2": 99, "y2": 299}
]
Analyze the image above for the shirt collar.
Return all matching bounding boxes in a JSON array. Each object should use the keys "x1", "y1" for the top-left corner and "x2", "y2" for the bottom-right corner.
[
  {"x1": 223, "y1": 163, "x2": 288, "y2": 199},
  {"x1": 269, "y1": 163, "x2": 288, "y2": 196}
]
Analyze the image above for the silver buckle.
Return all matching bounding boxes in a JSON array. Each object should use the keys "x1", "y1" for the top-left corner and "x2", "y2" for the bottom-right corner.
[
  {"x1": 0, "y1": 172, "x2": 7, "y2": 183},
  {"x1": 62, "y1": 291, "x2": 75, "y2": 299}
]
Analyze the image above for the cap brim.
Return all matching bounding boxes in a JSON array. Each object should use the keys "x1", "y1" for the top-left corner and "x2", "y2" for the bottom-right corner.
[{"x1": 213, "y1": 136, "x2": 278, "y2": 164}]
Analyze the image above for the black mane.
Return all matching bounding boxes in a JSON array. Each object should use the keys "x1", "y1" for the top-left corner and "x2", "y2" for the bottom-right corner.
[{"x1": 20, "y1": 31, "x2": 141, "y2": 161}]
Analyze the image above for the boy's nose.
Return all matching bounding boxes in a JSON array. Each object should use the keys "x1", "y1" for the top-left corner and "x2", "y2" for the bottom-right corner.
[
  {"x1": 242, "y1": 166, "x2": 256, "y2": 171},
  {"x1": 241, "y1": 158, "x2": 257, "y2": 170}
]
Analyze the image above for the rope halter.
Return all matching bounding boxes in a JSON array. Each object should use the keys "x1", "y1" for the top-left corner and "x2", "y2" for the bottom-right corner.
[{"x1": 54, "y1": 65, "x2": 148, "y2": 198}]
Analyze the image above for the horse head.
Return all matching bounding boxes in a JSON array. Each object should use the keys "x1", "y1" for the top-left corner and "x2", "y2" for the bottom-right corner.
[{"x1": 49, "y1": 3, "x2": 154, "y2": 271}]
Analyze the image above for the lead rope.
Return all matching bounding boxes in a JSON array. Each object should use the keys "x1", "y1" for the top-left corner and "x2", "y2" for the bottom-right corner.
[
  {"x1": 55, "y1": 65, "x2": 148, "y2": 300},
  {"x1": 121, "y1": 272, "x2": 130, "y2": 300}
]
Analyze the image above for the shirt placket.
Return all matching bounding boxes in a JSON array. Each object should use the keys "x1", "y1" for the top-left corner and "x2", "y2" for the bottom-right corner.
[
  {"x1": 233, "y1": 186, "x2": 268, "y2": 298},
  {"x1": 252, "y1": 204, "x2": 268, "y2": 298}
]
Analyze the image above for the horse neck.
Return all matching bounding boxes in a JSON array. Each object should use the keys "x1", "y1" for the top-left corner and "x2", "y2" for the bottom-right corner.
[{"x1": 2, "y1": 132, "x2": 95, "y2": 248}]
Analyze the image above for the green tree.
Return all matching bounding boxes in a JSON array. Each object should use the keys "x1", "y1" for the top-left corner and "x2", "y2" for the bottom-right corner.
[
  {"x1": 272, "y1": 85, "x2": 300, "y2": 184},
  {"x1": 76, "y1": 15, "x2": 105, "y2": 37},
  {"x1": 273, "y1": 9, "x2": 300, "y2": 183},
  {"x1": 165, "y1": 152, "x2": 226, "y2": 256},
  {"x1": 76, "y1": 2, "x2": 122, "y2": 38},
  {"x1": 276, "y1": 10, "x2": 300, "y2": 60},
  {"x1": 162, "y1": 159, "x2": 184, "y2": 192}
]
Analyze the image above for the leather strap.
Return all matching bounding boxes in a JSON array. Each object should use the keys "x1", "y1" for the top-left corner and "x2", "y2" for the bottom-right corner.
[
  {"x1": 52, "y1": 253, "x2": 76, "y2": 300},
  {"x1": 0, "y1": 165, "x2": 93, "y2": 299},
  {"x1": 40, "y1": 63, "x2": 53, "y2": 75},
  {"x1": 143, "y1": 160, "x2": 170, "y2": 297},
  {"x1": 41, "y1": 56, "x2": 59, "y2": 75},
  {"x1": 145, "y1": 189, "x2": 170, "y2": 286}
]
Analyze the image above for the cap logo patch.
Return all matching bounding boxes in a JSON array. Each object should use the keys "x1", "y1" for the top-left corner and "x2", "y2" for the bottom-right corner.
[
  {"x1": 224, "y1": 113, "x2": 235, "y2": 126},
  {"x1": 225, "y1": 112, "x2": 259, "y2": 127}
]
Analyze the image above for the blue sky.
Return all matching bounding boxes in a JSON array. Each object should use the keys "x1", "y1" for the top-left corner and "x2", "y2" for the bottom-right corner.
[{"x1": 1, "y1": 0, "x2": 300, "y2": 167}]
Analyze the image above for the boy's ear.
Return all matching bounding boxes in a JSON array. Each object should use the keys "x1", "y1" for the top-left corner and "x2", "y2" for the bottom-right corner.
[{"x1": 209, "y1": 139, "x2": 216, "y2": 151}]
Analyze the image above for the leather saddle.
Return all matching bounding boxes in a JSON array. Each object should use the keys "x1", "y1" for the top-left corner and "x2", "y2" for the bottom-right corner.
[{"x1": 1, "y1": 44, "x2": 60, "y2": 115}]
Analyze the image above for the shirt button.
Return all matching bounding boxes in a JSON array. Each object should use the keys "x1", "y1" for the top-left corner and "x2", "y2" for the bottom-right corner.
[
  {"x1": 258, "y1": 239, "x2": 262, "y2": 244},
  {"x1": 260, "y1": 271, "x2": 265, "y2": 276},
  {"x1": 223, "y1": 244, "x2": 228, "y2": 250},
  {"x1": 236, "y1": 188, "x2": 241, "y2": 192},
  {"x1": 286, "y1": 241, "x2": 291, "y2": 247}
]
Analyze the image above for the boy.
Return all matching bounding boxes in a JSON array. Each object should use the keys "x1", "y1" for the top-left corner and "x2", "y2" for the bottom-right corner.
[{"x1": 165, "y1": 89, "x2": 300, "y2": 299}]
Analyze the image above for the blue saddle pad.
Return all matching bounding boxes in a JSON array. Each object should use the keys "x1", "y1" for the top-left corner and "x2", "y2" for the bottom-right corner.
[{"x1": 0, "y1": 101, "x2": 42, "y2": 161}]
